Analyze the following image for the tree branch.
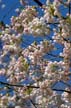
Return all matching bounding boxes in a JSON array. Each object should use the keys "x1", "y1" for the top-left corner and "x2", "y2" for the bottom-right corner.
[
  {"x1": 69, "y1": 2, "x2": 71, "y2": 15},
  {"x1": 30, "y1": 99, "x2": 38, "y2": 108},
  {"x1": 0, "y1": 81, "x2": 39, "y2": 88},
  {"x1": 33, "y1": 0, "x2": 43, "y2": 7},
  {"x1": 0, "y1": 81, "x2": 71, "y2": 94},
  {"x1": 52, "y1": 88, "x2": 71, "y2": 93}
]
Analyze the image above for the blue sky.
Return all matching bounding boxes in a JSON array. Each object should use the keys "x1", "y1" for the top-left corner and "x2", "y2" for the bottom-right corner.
[
  {"x1": 0, "y1": 0, "x2": 21, "y2": 23},
  {"x1": 0, "y1": 0, "x2": 46, "y2": 24}
]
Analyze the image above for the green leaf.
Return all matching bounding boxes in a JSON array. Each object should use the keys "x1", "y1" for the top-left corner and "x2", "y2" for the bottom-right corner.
[
  {"x1": 66, "y1": 16, "x2": 71, "y2": 24},
  {"x1": 24, "y1": 88, "x2": 33, "y2": 95},
  {"x1": 23, "y1": 63, "x2": 29, "y2": 71},
  {"x1": 33, "y1": 41, "x2": 37, "y2": 45},
  {"x1": 51, "y1": 64, "x2": 59, "y2": 72},
  {"x1": 19, "y1": 6, "x2": 24, "y2": 11},
  {"x1": 0, "y1": 32, "x2": 2, "y2": 35},
  {"x1": 49, "y1": 4, "x2": 55, "y2": 15}
]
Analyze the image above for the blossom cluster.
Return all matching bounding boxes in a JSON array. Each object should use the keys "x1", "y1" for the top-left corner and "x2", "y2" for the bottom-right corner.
[{"x1": 0, "y1": 0, "x2": 71, "y2": 108}]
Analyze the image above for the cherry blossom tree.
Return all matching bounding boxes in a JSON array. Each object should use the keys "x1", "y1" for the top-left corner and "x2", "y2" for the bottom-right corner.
[{"x1": 0, "y1": 0, "x2": 71, "y2": 108}]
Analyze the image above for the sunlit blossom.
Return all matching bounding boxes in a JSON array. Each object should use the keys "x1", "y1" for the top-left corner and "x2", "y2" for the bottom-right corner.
[{"x1": 0, "y1": 0, "x2": 71, "y2": 107}]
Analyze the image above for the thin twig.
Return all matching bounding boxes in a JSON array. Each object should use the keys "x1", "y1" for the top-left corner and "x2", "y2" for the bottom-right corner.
[
  {"x1": 69, "y1": 2, "x2": 71, "y2": 15},
  {"x1": 0, "y1": 81, "x2": 71, "y2": 94},
  {"x1": 52, "y1": 88, "x2": 71, "y2": 93},
  {"x1": 30, "y1": 99, "x2": 38, "y2": 108},
  {"x1": 33, "y1": 0, "x2": 43, "y2": 7},
  {"x1": 0, "y1": 81, "x2": 39, "y2": 88}
]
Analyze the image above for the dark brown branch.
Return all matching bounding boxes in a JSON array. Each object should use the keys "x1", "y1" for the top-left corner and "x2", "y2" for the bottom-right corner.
[
  {"x1": 47, "y1": 53, "x2": 63, "y2": 58},
  {"x1": 33, "y1": 0, "x2": 43, "y2": 7},
  {"x1": 30, "y1": 99, "x2": 38, "y2": 108},
  {"x1": 46, "y1": 22, "x2": 60, "y2": 25},
  {"x1": 52, "y1": 88, "x2": 71, "y2": 93},
  {"x1": 69, "y1": 2, "x2": 71, "y2": 15},
  {"x1": 0, "y1": 81, "x2": 39, "y2": 88},
  {"x1": 61, "y1": 36, "x2": 71, "y2": 43},
  {"x1": 1, "y1": 81, "x2": 71, "y2": 94}
]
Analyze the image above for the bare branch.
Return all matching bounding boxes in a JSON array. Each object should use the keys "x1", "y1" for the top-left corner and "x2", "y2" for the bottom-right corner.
[
  {"x1": 0, "y1": 81, "x2": 39, "y2": 88},
  {"x1": 52, "y1": 88, "x2": 71, "y2": 93},
  {"x1": 0, "y1": 81, "x2": 71, "y2": 94},
  {"x1": 33, "y1": 0, "x2": 43, "y2": 7}
]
